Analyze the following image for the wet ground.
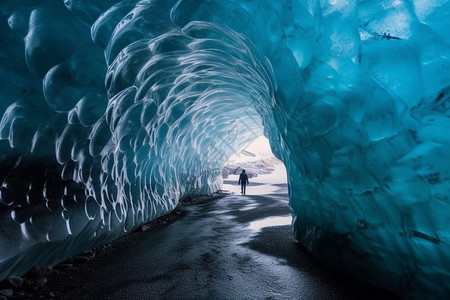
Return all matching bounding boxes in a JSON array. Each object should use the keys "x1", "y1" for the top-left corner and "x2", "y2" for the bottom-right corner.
[{"x1": 19, "y1": 169, "x2": 398, "y2": 300}]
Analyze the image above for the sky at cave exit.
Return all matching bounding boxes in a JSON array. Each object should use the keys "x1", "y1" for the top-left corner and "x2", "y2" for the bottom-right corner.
[
  {"x1": 224, "y1": 135, "x2": 288, "y2": 192},
  {"x1": 226, "y1": 135, "x2": 277, "y2": 164}
]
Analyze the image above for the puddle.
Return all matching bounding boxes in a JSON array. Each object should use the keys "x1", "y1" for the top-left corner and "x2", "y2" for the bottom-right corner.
[
  {"x1": 239, "y1": 203, "x2": 259, "y2": 211},
  {"x1": 248, "y1": 215, "x2": 292, "y2": 231}
]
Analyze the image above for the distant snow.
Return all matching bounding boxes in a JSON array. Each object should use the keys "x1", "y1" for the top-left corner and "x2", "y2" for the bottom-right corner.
[
  {"x1": 225, "y1": 136, "x2": 275, "y2": 164},
  {"x1": 222, "y1": 136, "x2": 287, "y2": 185}
]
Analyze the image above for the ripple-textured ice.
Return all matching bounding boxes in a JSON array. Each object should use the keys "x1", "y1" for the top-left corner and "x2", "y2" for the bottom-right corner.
[{"x1": 1, "y1": 1, "x2": 450, "y2": 298}]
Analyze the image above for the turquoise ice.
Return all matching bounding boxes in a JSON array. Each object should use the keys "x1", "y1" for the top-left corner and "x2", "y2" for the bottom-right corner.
[{"x1": 1, "y1": 1, "x2": 450, "y2": 298}]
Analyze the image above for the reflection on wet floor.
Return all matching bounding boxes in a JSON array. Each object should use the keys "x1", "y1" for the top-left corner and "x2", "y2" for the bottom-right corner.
[
  {"x1": 41, "y1": 175, "x2": 400, "y2": 299},
  {"x1": 237, "y1": 199, "x2": 260, "y2": 211},
  {"x1": 248, "y1": 215, "x2": 292, "y2": 231}
]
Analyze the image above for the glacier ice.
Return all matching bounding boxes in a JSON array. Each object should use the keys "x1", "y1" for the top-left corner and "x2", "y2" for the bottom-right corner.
[{"x1": 0, "y1": 0, "x2": 450, "y2": 298}]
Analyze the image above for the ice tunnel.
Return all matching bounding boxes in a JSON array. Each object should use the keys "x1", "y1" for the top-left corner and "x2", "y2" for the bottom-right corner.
[{"x1": 1, "y1": 0, "x2": 450, "y2": 298}]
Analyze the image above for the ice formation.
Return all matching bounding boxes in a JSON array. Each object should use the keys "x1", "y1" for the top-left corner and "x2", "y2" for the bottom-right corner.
[{"x1": 0, "y1": 0, "x2": 449, "y2": 298}]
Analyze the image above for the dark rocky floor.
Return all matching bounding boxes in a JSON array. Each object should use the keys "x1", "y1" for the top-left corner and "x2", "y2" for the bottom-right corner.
[{"x1": 0, "y1": 187, "x2": 400, "y2": 299}]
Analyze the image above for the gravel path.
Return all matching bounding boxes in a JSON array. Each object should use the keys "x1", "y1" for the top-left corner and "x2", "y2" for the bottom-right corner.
[{"x1": 2, "y1": 180, "x2": 399, "y2": 299}]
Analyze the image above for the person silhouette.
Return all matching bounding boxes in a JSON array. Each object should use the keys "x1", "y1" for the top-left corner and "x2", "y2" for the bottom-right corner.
[{"x1": 238, "y1": 169, "x2": 249, "y2": 195}]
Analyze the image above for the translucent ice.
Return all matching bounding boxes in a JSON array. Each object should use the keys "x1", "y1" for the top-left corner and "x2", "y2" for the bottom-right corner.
[{"x1": 0, "y1": 1, "x2": 450, "y2": 298}]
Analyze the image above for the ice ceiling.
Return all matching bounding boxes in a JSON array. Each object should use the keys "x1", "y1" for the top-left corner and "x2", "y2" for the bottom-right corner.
[{"x1": 1, "y1": 0, "x2": 449, "y2": 298}]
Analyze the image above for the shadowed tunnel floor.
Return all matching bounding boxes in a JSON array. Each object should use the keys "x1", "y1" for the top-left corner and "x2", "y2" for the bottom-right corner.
[{"x1": 37, "y1": 180, "x2": 400, "y2": 299}]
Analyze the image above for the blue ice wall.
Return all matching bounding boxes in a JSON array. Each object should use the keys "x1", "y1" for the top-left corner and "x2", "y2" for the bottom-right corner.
[{"x1": 1, "y1": 1, "x2": 449, "y2": 298}]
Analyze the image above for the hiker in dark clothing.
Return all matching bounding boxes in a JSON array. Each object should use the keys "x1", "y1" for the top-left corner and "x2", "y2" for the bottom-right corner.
[{"x1": 238, "y1": 169, "x2": 249, "y2": 195}]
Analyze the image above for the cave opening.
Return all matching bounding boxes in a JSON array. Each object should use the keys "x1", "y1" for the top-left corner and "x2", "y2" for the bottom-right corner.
[
  {"x1": 2, "y1": 1, "x2": 450, "y2": 297},
  {"x1": 221, "y1": 135, "x2": 287, "y2": 195},
  {"x1": 220, "y1": 134, "x2": 291, "y2": 231}
]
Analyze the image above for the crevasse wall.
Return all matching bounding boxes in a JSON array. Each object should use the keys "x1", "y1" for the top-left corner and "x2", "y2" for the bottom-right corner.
[{"x1": 0, "y1": 1, "x2": 449, "y2": 298}]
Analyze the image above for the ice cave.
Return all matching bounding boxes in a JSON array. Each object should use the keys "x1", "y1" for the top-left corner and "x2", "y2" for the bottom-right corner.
[{"x1": 0, "y1": 0, "x2": 449, "y2": 298}]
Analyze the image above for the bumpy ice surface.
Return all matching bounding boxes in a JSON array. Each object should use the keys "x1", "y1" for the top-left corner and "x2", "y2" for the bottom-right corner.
[{"x1": 1, "y1": 1, "x2": 449, "y2": 298}]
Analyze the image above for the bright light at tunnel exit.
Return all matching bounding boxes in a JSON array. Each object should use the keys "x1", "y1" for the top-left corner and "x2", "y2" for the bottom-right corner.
[
  {"x1": 224, "y1": 135, "x2": 288, "y2": 184},
  {"x1": 223, "y1": 135, "x2": 290, "y2": 228}
]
